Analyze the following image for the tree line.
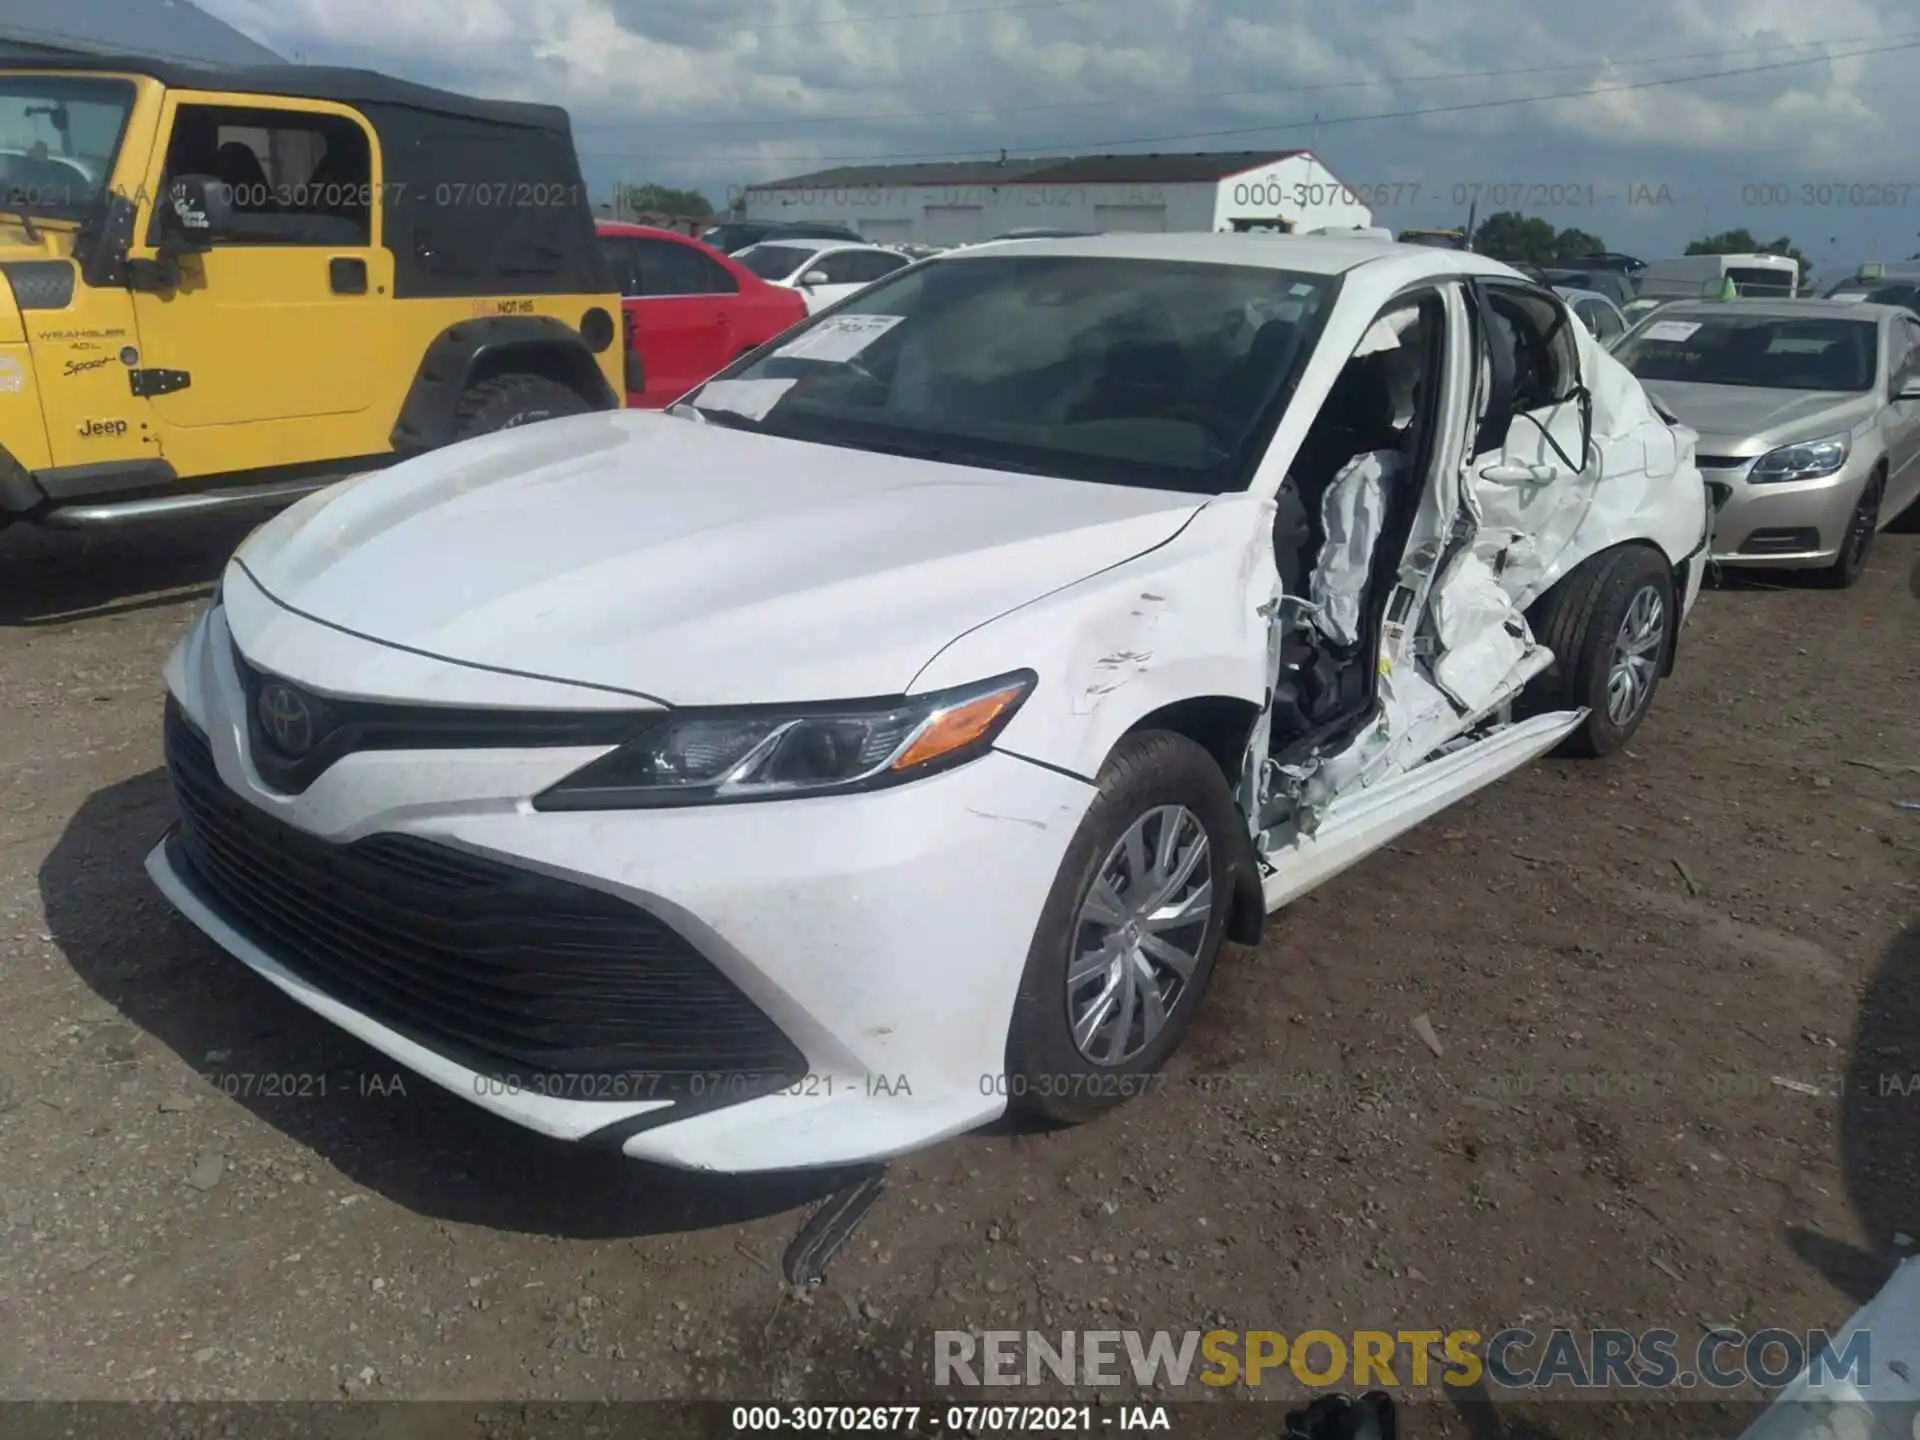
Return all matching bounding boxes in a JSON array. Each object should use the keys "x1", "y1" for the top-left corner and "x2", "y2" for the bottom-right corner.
[{"x1": 1467, "y1": 211, "x2": 1809, "y2": 272}]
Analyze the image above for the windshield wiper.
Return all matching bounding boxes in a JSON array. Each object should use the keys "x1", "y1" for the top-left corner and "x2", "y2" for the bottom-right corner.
[{"x1": 817, "y1": 433, "x2": 1070, "y2": 476}]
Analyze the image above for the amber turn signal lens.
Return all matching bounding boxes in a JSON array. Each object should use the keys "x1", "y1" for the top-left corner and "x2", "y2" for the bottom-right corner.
[{"x1": 890, "y1": 682, "x2": 1027, "y2": 771}]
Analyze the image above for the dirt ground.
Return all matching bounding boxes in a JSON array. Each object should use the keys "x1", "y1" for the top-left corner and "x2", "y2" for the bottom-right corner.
[{"x1": 0, "y1": 511, "x2": 1915, "y2": 1434}]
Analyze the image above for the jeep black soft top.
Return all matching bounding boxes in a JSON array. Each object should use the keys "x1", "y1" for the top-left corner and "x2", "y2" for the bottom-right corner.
[{"x1": 2, "y1": 55, "x2": 612, "y2": 300}]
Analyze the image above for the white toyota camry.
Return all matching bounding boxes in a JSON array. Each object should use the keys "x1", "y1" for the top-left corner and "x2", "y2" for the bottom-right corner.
[{"x1": 148, "y1": 234, "x2": 1709, "y2": 1174}]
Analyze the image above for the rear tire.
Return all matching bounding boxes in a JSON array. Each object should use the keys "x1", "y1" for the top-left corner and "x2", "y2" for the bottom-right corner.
[
  {"x1": 452, "y1": 373, "x2": 589, "y2": 439},
  {"x1": 1519, "y1": 545, "x2": 1675, "y2": 759},
  {"x1": 1815, "y1": 468, "x2": 1883, "y2": 590},
  {"x1": 1004, "y1": 731, "x2": 1238, "y2": 1125}
]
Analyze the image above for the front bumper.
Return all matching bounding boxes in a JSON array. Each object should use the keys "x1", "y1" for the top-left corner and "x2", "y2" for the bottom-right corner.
[
  {"x1": 148, "y1": 602, "x2": 1095, "y2": 1172},
  {"x1": 1701, "y1": 450, "x2": 1875, "y2": 568}
]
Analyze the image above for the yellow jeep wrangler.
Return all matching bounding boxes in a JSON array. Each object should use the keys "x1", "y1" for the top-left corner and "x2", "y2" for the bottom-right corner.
[{"x1": 0, "y1": 57, "x2": 624, "y2": 529}]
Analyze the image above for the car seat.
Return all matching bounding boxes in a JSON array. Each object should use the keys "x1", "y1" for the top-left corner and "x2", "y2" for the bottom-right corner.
[
  {"x1": 215, "y1": 142, "x2": 273, "y2": 210},
  {"x1": 1265, "y1": 347, "x2": 1418, "y2": 746},
  {"x1": 1214, "y1": 317, "x2": 1305, "y2": 428},
  {"x1": 1274, "y1": 350, "x2": 1407, "y2": 596}
]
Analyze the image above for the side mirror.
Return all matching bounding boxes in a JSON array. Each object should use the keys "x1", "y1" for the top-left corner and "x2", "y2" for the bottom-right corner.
[{"x1": 798, "y1": 269, "x2": 829, "y2": 288}]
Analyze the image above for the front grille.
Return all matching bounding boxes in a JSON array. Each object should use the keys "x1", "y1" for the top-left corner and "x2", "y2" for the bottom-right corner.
[
  {"x1": 163, "y1": 701, "x2": 806, "y2": 1099},
  {"x1": 1694, "y1": 456, "x2": 1750, "y2": 471},
  {"x1": 227, "y1": 634, "x2": 651, "y2": 797}
]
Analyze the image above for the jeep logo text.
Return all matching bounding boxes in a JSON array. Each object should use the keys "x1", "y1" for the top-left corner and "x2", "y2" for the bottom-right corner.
[{"x1": 78, "y1": 419, "x2": 129, "y2": 438}]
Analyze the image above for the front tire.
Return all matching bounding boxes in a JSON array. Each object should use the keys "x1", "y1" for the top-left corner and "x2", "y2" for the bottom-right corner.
[
  {"x1": 1004, "y1": 731, "x2": 1238, "y2": 1125},
  {"x1": 1816, "y1": 468, "x2": 1883, "y2": 590},
  {"x1": 1519, "y1": 545, "x2": 1675, "y2": 759},
  {"x1": 452, "y1": 373, "x2": 590, "y2": 439}
]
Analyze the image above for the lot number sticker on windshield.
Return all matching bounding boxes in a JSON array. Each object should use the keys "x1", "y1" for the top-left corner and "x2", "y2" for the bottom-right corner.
[
  {"x1": 1641, "y1": 320, "x2": 1702, "y2": 343},
  {"x1": 775, "y1": 314, "x2": 904, "y2": 363},
  {"x1": 694, "y1": 378, "x2": 795, "y2": 421}
]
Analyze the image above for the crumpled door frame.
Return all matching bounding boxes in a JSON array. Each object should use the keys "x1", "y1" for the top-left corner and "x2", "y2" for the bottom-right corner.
[{"x1": 1245, "y1": 282, "x2": 1485, "y2": 843}]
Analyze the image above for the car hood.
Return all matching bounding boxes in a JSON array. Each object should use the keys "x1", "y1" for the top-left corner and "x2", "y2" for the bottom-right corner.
[
  {"x1": 232, "y1": 410, "x2": 1205, "y2": 705},
  {"x1": 1635, "y1": 381, "x2": 1872, "y2": 455}
]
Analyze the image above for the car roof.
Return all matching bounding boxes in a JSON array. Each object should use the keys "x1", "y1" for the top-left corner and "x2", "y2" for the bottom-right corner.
[
  {"x1": 937, "y1": 230, "x2": 1525, "y2": 283},
  {"x1": 596, "y1": 222, "x2": 706, "y2": 243},
  {"x1": 743, "y1": 220, "x2": 860, "y2": 233},
  {"x1": 1649, "y1": 298, "x2": 1901, "y2": 322},
  {"x1": 0, "y1": 53, "x2": 568, "y2": 132}
]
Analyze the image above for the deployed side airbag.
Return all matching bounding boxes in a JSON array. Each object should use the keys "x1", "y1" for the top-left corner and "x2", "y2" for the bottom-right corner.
[
  {"x1": 1310, "y1": 450, "x2": 1400, "y2": 647},
  {"x1": 1431, "y1": 550, "x2": 1532, "y2": 709}
]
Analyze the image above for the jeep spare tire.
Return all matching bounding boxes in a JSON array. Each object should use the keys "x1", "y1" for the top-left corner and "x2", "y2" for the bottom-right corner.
[{"x1": 452, "y1": 374, "x2": 590, "y2": 439}]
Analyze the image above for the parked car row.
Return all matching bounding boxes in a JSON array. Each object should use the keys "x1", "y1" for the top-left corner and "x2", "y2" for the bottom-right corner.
[
  {"x1": 598, "y1": 223, "x2": 930, "y2": 408},
  {"x1": 733, "y1": 240, "x2": 914, "y2": 311},
  {"x1": 8, "y1": 48, "x2": 1889, "y2": 1178}
]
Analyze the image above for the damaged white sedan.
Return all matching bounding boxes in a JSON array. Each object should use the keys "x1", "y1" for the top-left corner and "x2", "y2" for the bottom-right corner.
[{"x1": 147, "y1": 234, "x2": 1708, "y2": 1174}]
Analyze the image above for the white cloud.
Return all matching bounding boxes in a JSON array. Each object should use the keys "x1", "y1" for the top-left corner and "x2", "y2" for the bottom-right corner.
[{"x1": 199, "y1": 0, "x2": 1920, "y2": 267}]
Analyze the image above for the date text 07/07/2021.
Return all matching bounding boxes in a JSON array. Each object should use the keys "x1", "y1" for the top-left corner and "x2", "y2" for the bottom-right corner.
[{"x1": 725, "y1": 1403, "x2": 1176, "y2": 1433}]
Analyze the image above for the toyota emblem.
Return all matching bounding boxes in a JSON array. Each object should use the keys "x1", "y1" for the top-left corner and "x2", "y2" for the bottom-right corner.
[{"x1": 257, "y1": 681, "x2": 316, "y2": 756}]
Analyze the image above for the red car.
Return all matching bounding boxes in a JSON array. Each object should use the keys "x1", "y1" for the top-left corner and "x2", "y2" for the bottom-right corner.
[{"x1": 595, "y1": 222, "x2": 808, "y2": 408}]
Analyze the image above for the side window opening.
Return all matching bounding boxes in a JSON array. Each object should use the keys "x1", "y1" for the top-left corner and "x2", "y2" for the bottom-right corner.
[
  {"x1": 1488, "y1": 288, "x2": 1578, "y2": 414},
  {"x1": 818, "y1": 252, "x2": 865, "y2": 285},
  {"x1": 634, "y1": 238, "x2": 738, "y2": 297},
  {"x1": 1263, "y1": 294, "x2": 1445, "y2": 762},
  {"x1": 597, "y1": 236, "x2": 637, "y2": 296},
  {"x1": 162, "y1": 103, "x2": 371, "y2": 247}
]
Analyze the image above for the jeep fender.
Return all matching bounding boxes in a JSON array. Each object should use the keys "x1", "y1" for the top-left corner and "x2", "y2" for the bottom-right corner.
[{"x1": 390, "y1": 315, "x2": 619, "y2": 453}]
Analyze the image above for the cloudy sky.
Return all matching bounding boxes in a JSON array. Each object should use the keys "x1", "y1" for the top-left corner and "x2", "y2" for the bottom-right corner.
[{"x1": 200, "y1": 0, "x2": 1920, "y2": 278}]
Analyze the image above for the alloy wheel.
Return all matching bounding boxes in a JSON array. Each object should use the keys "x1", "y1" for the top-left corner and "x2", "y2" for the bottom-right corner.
[
  {"x1": 1841, "y1": 474, "x2": 1884, "y2": 574},
  {"x1": 1066, "y1": 805, "x2": 1213, "y2": 1066},
  {"x1": 1605, "y1": 584, "x2": 1667, "y2": 727}
]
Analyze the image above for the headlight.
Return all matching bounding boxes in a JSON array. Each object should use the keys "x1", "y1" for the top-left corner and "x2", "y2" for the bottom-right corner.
[
  {"x1": 1748, "y1": 433, "x2": 1850, "y2": 484},
  {"x1": 533, "y1": 670, "x2": 1035, "y2": 810}
]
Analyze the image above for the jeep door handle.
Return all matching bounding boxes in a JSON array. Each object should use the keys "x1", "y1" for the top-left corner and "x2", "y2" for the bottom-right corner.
[{"x1": 329, "y1": 257, "x2": 368, "y2": 295}]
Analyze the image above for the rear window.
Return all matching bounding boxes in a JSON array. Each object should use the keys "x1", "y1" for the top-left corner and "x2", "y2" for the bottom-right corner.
[
  {"x1": 1727, "y1": 266, "x2": 1796, "y2": 297},
  {"x1": 1866, "y1": 284, "x2": 1920, "y2": 309},
  {"x1": 737, "y1": 244, "x2": 816, "y2": 280},
  {"x1": 1614, "y1": 314, "x2": 1876, "y2": 391}
]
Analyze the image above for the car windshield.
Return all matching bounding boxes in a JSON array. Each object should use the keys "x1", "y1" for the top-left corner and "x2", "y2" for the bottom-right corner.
[
  {"x1": 700, "y1": 224, "x2": 761, "y2": 251},
  {"x1": 737, "y1": 244, "x2": 817, "y2": 280},
  {"x1": 1614, "y1": 313, "x2": 1877, "y2": 391},
  {"x1": 0, "y1": 75, "x2": 135, "y2": 218},
  {"x1": 681, "y1": 253, "x2": 1338, "y2": 494}
]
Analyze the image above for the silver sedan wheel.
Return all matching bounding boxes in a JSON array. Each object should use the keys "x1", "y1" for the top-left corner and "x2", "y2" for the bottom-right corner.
[
  {"x1": 1606, "y1": 584, "x2": 1666, "y2": 726},
  {"x1": 1066, "y1": 805, "x2": 1212, "y2": 1066}
]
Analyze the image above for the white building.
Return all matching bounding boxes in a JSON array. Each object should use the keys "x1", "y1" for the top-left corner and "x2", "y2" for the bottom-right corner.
[{"x1": 739, "y1": 150, "x2": 1373, "y2": 247}]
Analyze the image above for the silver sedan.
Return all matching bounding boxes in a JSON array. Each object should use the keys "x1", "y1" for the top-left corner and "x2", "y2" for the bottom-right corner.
[{"x1": 1611, "y1": 299, "x2": 1920, "y2": 587}]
